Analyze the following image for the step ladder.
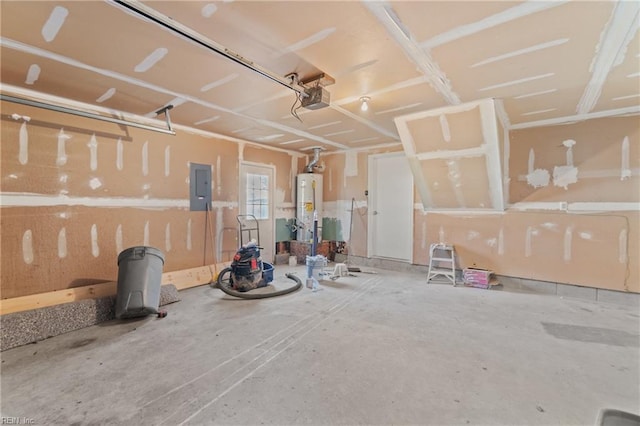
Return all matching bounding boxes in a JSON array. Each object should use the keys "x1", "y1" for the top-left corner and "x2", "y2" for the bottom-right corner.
[{"x1": 426, "y1": 243, "x2": 457, "y2": 286}]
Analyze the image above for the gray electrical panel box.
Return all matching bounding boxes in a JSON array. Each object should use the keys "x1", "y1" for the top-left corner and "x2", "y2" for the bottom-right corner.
[{"x1": 190, "y1": 162, "x2": 212, "y2": 211}]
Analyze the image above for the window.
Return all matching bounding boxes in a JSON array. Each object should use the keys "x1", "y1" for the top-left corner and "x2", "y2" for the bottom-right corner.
[{"x1": 246, "y1": 173, "x2": 269, "y2": 219}]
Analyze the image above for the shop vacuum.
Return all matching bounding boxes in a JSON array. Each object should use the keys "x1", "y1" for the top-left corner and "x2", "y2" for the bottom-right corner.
[{"x1": 216, "y1": 241, "x2": 302, "y2": 299}]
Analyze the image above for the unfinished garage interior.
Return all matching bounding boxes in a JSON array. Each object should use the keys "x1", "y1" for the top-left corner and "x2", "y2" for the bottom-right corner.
[{"x1": 1, "y1": 0, "x2": 639, "y2": 424}]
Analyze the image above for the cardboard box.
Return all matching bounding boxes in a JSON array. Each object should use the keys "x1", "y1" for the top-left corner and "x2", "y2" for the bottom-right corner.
[{"x1": 463, "y1": 268, "x2": 492, "y2": 288}]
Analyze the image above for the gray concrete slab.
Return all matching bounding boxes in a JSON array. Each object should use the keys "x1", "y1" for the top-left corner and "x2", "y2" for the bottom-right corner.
[
  {"x1": 597, "y1": 289, "x2": 640, "y2": 309},
  {"x1": 557, "y1": 283, "x2": 598, "y2": 302},
  {"x1": 1, "y1": 265, "x2": 639, "y2": 425},
  {"x1": 518, "y1": 278, "x2": 558, "y2": 295}
]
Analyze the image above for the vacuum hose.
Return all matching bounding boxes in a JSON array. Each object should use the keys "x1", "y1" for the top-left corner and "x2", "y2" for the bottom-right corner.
[{"x1": 216, "y1": 268, "x2": 302, "y2": 299}]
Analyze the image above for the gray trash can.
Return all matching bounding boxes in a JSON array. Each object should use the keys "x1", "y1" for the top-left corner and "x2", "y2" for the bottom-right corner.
[{"x1": 115, "y1": 246, "x2": 165, "y2": 319}]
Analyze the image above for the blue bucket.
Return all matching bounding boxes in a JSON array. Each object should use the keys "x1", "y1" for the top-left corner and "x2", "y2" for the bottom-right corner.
[{"x1": 262, "y1": 262, "x2": 274, "y2": 283}]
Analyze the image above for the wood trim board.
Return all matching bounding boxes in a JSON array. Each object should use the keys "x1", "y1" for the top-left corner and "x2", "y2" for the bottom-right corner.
[{"x1": 0, "y1": 261, "x2": 231, "y2": 316}]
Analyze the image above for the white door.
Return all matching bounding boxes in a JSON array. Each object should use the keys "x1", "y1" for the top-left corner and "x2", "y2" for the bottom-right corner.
[
  {"x1": 368, "y1": 153, "x2": 414, "y2": 262},
  {"x1": 239, "y1": 162, "x2": 275, "y2": 263}
]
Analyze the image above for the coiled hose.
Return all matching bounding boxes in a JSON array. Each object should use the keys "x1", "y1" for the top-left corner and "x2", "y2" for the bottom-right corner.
[{"x1": 216, "y1": 267, "x2": 302, "y2": 299}]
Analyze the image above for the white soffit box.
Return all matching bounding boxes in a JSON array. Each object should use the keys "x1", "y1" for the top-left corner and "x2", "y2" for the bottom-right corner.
[{"x1": 394, "y1": 98, "x2": 505, "y2": 211}]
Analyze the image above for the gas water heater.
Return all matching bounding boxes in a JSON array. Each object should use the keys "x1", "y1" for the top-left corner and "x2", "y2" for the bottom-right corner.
[{"x1": 296, "y1": 173, "x2": 323, "y2": 242}]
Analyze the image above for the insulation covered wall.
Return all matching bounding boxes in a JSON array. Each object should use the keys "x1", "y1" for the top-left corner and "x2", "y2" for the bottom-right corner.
[{"x1": 1, "y1": 101, "x2": 298, "y2": 299}]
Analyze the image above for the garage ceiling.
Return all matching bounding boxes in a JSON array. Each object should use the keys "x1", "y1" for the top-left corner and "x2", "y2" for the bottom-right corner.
[{"x1": 1, "y1": 1, "x2": 638, "y2": 152}]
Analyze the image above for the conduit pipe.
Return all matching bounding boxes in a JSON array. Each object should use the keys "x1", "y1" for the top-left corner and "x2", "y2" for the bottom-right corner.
[{"x1": 0, "y1": 93, "x2": 176, "y2": 135}]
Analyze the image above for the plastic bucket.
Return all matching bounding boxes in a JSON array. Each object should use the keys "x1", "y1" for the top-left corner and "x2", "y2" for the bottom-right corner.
[
  {"x1": 262, "y1": 262, "x2": 274, "y2": 283},
  {"x1": 306, "y1": 255, "x2": 327, "y2": 280},
  {"x1": 115, "y1": 246, "x2": 165, "y2": 319}
]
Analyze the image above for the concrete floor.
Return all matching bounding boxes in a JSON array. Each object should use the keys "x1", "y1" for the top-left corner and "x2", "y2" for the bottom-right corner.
[{"x1": 1, "y1": 265, "x2": 639, "y2": 425}]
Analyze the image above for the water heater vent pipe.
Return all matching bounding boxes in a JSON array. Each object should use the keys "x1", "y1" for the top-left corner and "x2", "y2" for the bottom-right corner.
[{"x1": 304, "y1": 147, "x2": 323, "y2": 173}]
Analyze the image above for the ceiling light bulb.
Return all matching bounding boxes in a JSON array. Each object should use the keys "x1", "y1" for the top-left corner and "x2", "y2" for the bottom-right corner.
[{"x1": 360, "y1": 96, "x2": 370, "y2": 112}]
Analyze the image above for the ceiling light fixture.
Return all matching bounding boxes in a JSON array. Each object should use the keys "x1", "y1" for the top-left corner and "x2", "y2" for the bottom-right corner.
[{"x1": 360, "y1": 96, "x2": 370, "y2": 111}]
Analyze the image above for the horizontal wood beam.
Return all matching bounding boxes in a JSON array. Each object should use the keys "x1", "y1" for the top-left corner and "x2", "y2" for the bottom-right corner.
[
  {"x1": 161, "y1": 262, "x2": 230, "y2": 290},
  {"x1": 0, "y1": 262, "x2": 231, "y2": 316}
]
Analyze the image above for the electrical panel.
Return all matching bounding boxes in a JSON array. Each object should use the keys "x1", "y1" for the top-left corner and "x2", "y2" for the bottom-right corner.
[{"x1": 190, "y1": 162, "x2": 212, "y2": 211}]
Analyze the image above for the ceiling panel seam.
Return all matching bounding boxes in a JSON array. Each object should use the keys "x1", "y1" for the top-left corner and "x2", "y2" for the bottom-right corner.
[
  {"x1": 513, "y1": 89, "x2": 558, "y2": 100},
  {"x1": 419, "y1": 1, "x2": 569, "y2": 50},
  {"x1": 41, "y1": 5, "x2": 69, "y2": 43},
  {"x1": 478, "y1": 73, "x2": 555, "y2": 93},
  {"x1": 233, "y1": 84, "x2": 412, "y2": 143},
  {"x1": 109, "y1": 0, "x2": 309, "y2": 97},
  {"x1": 470, "y1": 38, "x2": 570, "y2": 68},
  {"x1": 0, "y1": 83, "x2": 306, "y2": 157},
  {"x1": 375, "y1": 103, "x2": 423, "y2": 116},
  {"x1": 232, "y1": 89, "x2": 291, "y2": 113},
  {"x1": 576, "y1": 1, "x2": 640, "y2": 114},
  {"x1": 25, "y1": 64, "x2": 41, "y2": 85},
  {"x1": 96, "y1": 88, "x2": 116, "y2": 103},
  {"x1": 193, "y1": 116, "x2": 220, "y2": 126},
  {"x1": 4, "y1": 1, "x2": 636, "y2": 149},
  {"x1": 200, "y1": 74, "x2": 239, "y2": 93},
  {"x1": 330, "y1": 104, "x2": 398, "y2": 140},
  {"x1": 0, "y1": 37, "x2": 349, "y2": 150},
  {"x1": 612, "y1": 94, "x2": 640, "y2": 101},
  {"x1": 364, "y1": 1, "x2": 461, "y2": 106},
  {"x1": 510, "y1": 105, "x2": 640, "y2": 130},
  {"x1": 10, "y1": 0, "x2": 388, "y2": 153},
  {"x1": 332, "y1": 76, "x2": 428, "y2": 106},
  {"x1": 323, "y1": 142, "x2": 402, "y2": 155},
  {"x1": 521, "y1": 108, "x2": 557, "y2": 117}
]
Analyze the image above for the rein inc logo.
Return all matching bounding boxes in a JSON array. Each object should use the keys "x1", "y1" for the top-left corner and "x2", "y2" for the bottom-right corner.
[{"x1": 1, "y1": 418, "x2": 35, "y2": 425}]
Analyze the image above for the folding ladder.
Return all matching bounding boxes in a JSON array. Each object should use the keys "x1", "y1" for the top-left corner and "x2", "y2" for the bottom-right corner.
[{"x1": 426, "y1": 243, "x2": 457, "y2": 286}]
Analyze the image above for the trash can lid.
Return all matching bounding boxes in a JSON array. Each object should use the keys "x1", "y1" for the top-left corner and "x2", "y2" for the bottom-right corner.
[{"x1": 118, "y1": 246, "x2": 165, "y2": 265}]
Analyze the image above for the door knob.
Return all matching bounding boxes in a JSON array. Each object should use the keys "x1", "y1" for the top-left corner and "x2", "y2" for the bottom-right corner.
[{"x1": 373, "y1": 211, "x2": 378, "y2": 215}]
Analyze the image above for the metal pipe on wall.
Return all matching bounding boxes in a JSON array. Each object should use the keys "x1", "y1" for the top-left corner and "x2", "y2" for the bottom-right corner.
[{"x1": 0, "y1": 93, "x2": 176, "y2": 135}]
